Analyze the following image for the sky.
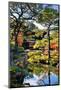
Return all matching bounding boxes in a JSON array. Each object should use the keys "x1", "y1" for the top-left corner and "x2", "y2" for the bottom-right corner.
[{"x1": 39, "y1": 4, "x2": 59, "y2": 11}]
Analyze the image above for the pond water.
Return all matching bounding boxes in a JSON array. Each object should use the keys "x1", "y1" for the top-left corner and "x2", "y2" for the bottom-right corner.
[{"x1": 23, "y1": 72, "x2": 58, "y2": 86}]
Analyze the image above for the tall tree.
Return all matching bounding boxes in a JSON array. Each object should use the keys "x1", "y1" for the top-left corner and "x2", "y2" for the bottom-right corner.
[{"x1": 38, "y1": 7, "x2": 59, "y2": 85}]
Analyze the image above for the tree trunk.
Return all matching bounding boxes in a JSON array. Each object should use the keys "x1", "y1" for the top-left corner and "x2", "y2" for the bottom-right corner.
[
  {"x1": 47, "y1": 25, "x2": 51, "y2": 85},
  {"x1": 14, "y1": 22, "x2": 21, "y2": 53},
  {"x1": 15, "y1": 33, "x2": 18, "y2": 53}
]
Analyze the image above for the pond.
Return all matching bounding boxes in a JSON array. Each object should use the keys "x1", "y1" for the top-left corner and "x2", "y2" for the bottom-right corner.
[{"x1": 23, "y1": 72, "x2": 59, "y2": 86}]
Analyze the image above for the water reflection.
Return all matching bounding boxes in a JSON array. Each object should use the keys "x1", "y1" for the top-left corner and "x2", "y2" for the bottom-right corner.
[{"x1": 23, "y1": 72, "x2": 58, "y2": 86}]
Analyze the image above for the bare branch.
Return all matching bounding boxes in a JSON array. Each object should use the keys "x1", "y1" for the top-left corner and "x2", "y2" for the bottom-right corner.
[
  {"x1": 18, "y1": 5, "x2": 23, "y2": 19},
  {"x1": 26, "y1": 4, "x2": 38, "y2": 15},
  {"x1": 10, "y1": 8, "x2": 17, "y2": 21}
]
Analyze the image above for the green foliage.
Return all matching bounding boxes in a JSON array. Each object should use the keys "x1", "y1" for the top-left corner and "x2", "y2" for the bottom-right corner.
[
  {"x1": 28, "y1": 64, "x2": 48, "y2": 75},
  {"x1": 33, "y1": 39, "x2": 48, "y2": 49},
  {"x1": 10, "y1": 66, "x2": 22, "y2": 72},
  {"x1": 17, "y1": 47, "x2": 24, "y2": 52},
  {"x1": 13, "y1": 54, "x2": 21, "y2": 59},
  {"x1": 38, "y1": 8, "x2": 59, "y2": 24},
  {"x1": 27, "y1": 51, "x2": 48, "y2": 64}
]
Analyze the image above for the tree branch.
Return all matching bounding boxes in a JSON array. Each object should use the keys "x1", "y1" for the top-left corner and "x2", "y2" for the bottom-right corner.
[
  {"x1": 26, "y1": 4, "x2": 38, "y2": 15},
  {"x1": 18, "y1": 5, "x2": 23, "y2": 19},
  {"x1": 10, "y1": 8, "x2": 18, "y2": 21}
]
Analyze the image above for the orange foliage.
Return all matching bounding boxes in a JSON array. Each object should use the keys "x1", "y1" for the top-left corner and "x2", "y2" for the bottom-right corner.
[
  {"x1": 17, "y1": 32, "x2": 23, "y2": 47},
  {"x1": 50, "y1": 42, "x2": 58, "y2": 49}
]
